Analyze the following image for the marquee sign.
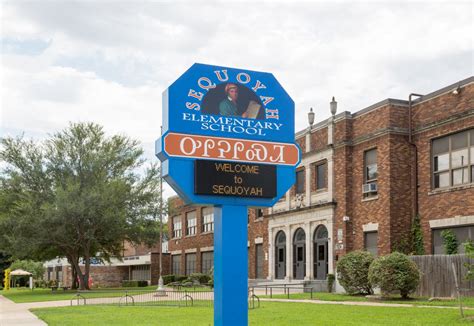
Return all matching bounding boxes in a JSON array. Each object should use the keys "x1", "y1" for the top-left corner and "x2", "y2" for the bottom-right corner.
[
  {"x1": 155, "y1": 63, "x2": 299, "y2": 326},
  {"x1": 156, "y1": 63, "x2": 300, "y2": 207},
  {"x1": 195, "y1": 160, "x2": 276, "y2": 198}
]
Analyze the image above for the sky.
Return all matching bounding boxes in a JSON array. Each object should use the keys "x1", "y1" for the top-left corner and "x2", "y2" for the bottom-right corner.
[{"x1": 1, "y1": 0, "x2": 473, "y2": 198}]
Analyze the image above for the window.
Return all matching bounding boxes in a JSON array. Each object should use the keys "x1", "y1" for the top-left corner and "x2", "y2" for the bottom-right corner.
[
  {"x1": 255, "y1": 244, "x2": 264, "y2": 279},
  {"x1": 172, "y1": 255, "x2": 181, "y2": 275},
  {"x1": 364, "y1": 232, "x2": 378, "y2": 256},
  {"x1": 185, "y1": 253, "x2": 196, "y2": 275},
  {"x1": 315, "y1": 161, "x2": 327, "y2": 190},
  {"x1": 186, "y1": 211, "x2": 197, "y2": 236},
  {"x1": 432, "y1": 129, "x2": 473, "y2": 189},
  {"x1": 47, "y1": 267, "x2": 53, "y2": 281},
  {"x1": 56, "y1": 266, "x2": 63, "y2": 283},
  {"x1": 201, "y1": 251, "x2": 213, "y2": 274},
  {"x1": 255, "y1": 209, "x2": 264, "y2": 220},
  {"x1": 172, "y1": 216, "x2": 182, "y2": 238},
  {"x1": 432, "y1": 226, "x2": 474, "y2": 254},
  {"x1": 364, "y1": 149, "x2": 378, "y2": 184},
  {"x1": 131, "y1": 265, "x2": 150, "y2": 281},
  {"x1": 295, "y1": 169, "x2": 305, "y2": 194},
  {"x1": 202, "y1": 207, "x2": 214, "y2": 233}
]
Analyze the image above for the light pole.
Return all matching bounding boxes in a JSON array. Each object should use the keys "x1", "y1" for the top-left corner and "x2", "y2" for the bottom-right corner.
[{"x1": 156, "y1": 126, "x2": 166, "y2": 296}]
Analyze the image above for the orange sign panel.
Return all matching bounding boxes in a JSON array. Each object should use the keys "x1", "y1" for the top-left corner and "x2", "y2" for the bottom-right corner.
[{"x1": 164, "y1": 132, "x2": 299, "y2": 166}]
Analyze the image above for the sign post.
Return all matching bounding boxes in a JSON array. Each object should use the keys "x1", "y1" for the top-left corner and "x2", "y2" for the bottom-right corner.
[{"x1": 156, "y1": 63, "x2": 299, "y2": 325}]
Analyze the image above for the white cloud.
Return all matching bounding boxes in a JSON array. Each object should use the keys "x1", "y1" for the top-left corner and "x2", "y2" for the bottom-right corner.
[{"x1": 1, "y1": 1, "x2": 473, "y2": 199}]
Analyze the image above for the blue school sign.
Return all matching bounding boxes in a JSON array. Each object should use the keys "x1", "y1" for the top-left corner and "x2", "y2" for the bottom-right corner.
[{"x1": 156, "y1": 63, "x2": 300, "y2": 325}]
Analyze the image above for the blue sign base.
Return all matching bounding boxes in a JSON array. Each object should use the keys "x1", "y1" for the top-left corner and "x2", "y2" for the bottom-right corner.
[{"x1": 214, "y1": 205, "x2": 248, "y2": 326}]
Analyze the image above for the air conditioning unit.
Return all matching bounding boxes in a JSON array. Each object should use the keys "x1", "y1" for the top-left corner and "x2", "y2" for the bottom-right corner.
[{"x1": 362, "y1": 183, "x2": 377, "y2": 194}]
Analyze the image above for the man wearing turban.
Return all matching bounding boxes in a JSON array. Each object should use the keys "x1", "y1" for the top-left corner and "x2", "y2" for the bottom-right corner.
[{"x1": 219, "y1": 83, "x2": 248, "y2": 118}]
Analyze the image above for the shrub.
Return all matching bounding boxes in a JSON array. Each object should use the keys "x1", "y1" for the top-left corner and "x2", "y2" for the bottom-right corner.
[
  {"x1": 368, "y1": 252, "x2": 420, "y2": 299},
  {"x1": 175, "y1": 275, "x2": 187, "y2": 283},
  {"x1": 122, "y1": 280, "x2": 148, "y2": 287},
  {"x1": 441, "y1": 229, "x2": 458, "y2": 255},
  {"x1": 327, "y1": 274, "x2": 335, "y2": 293},
  {"x1": 162, "y1": 274, "x2": 175, "y2": 285},
  {"x1": 464, "y1": 241, "x2": 474, "y2": 280},
  {"x1": 336, "y1": 250, "x2": 374, "y2": 295},
  {"x1": 187, "y1": 273, "x2": 211, "y2": 285}
]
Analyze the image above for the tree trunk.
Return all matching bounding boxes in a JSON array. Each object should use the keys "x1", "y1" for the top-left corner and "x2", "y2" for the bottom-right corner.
[
  {"x1": 84, "y1": 254, "x2": 91, "y2": 290},
  {"x1": 70, "y1": 258, "x2": 86, "y2": 290},
  {"x1": 66, "y1": 255, "x2": 79, "y2": 290},
  {"x1": 71, "y1": 266, "x2": 78, "y2": 290}
]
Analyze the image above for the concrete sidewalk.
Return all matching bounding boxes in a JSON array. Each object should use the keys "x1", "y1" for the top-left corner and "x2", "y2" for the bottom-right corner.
[{"x1": 0, "y1": 295, "x2": 48, "y2": 326}]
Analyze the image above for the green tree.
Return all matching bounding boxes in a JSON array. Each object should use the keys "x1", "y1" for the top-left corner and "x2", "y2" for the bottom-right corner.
[
  {"x1": 0, "y1": 252, "x2": 11, "y2": 287},
  {"x1": 441, "y1": 229, "x2": 458, "y2": 255},
  {"x1": 336, "y1": 250, "x2": 374, "y2": 295},
  {"x1": 0, "y1": 122, "x2": 164, "y2": 290},
  {"x1": 411, "y1": 214, "x2": 425, "y2": 255},
  {"x1": 9, "y1": 259, "x2": 45, "y2": 280},
  {"x1": 368, "y1": 252, "x2": 420, "y2": 299},
  {"x1": 464, "y1": 241, "x2": 474, "y2": 280}
]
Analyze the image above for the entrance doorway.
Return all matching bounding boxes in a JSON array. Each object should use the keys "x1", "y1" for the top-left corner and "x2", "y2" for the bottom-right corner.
[
  {"x1": 313, "y1": 225, "x2": 328, "y2": 280},
  {"x1": 275, "y1": 231, "x2": 286, "y2": 279},
  {"x1": 293, "y1": 228, "x2": 306, "y2": 280}
]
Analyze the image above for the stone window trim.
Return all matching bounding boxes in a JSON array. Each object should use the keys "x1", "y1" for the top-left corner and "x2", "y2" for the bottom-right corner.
[
  {"x1": 362, "y1": 222, "x2": 379, "y2": 232},
  {"x1": 428, "y1": 183, "x2": 474, "y2": 196},
  {"x1": 361, "y1": 195, "x2": 379, "y2": 202},
  {"x1": 429, "y1": 215, "x2": 474, "y2": 229},
  {"x1": 431, "y1": 128, "x2": 473, "y2": 190}
]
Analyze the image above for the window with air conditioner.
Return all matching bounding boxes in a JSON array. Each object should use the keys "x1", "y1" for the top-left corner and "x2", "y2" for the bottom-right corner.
[{"x1": 363, "y1": 149, "x2": 378, "y2": 197}]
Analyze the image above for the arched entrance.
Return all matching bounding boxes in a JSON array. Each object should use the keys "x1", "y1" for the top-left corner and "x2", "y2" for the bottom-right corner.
[
  {"x1": 313, "y1": 225, "x2": 328, "y2": 280},
  {"x1": 274, "y1": 231, "x2": 286, "y2": 279},
  {"x1": 293, "y1": 228, "x2": 306, "y2": 280}
]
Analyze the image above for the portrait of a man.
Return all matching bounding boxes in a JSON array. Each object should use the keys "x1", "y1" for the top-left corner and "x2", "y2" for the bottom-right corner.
[
  {"x1": 201, "y1": 82, "x2": 264, "y2": 119},
  {"x1": 219, "y1": 83, "x2": 248, "y2": 118}
]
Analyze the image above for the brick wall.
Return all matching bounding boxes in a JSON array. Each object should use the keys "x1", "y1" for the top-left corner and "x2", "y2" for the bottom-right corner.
[
  {"x1": 413, "y1": 82, "x2": 474, "y2": 253},
  {"x1": 167, "y1": 196, "x2": 269, "y2": 279},
  {"x1": 151, "y1": 253, "x2": 171, "y2": 284}
]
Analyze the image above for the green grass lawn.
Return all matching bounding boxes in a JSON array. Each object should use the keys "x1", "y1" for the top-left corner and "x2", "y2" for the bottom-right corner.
[
  {"x1": 1, "y1": 286, "x2": 211, "y2": 303},
  {"x1": 31, "y1": 301, "x2": 474, "y2": 325},
  {"x1": 260, "y1": 291, "x2": 474, "y2": 308}
]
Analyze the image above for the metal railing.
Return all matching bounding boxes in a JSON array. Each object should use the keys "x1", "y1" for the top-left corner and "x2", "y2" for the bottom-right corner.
[
  {"x1": 69, "y1": 289, "x2": 213, "y2": 307},
  {"x1": 250, "y1": 283, "x2": 315, "y2": 300}
]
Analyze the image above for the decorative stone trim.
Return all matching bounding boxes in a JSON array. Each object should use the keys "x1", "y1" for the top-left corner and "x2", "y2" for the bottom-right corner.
[
  {"x1": 429, "y1": 215, "x2": 474, "y2": 229},
  {"x1": 200, "y1": 246, "x2": 214, "y2": 252},
  {"x1": 255, "y1": 237, "x2": 263, "y2": 244},
  {"x1": 184, "y1": 248, "x2": 197, "y2": 253},
  {"x1": 170, "y1": 250, "x2": 181, "y2": 255},
  {"x1": 362, "y1": 222, "x2": 379, "y2": 232}
]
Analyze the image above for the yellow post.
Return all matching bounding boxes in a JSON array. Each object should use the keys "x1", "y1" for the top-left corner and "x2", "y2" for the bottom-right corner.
[{"x1": 4, "y1": 268, "x2": 11, "y2": 291}]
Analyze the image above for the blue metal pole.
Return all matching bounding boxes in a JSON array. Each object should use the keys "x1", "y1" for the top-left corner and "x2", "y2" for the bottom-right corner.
[{"x1": 214, "y1": 205, "x2": 248, "y2": 326}]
